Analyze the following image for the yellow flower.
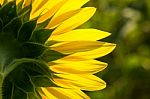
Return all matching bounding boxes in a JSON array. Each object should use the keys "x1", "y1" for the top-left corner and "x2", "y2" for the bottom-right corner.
[{"x1": 0, "y1": 0, "x2": 116, "y2": 99}]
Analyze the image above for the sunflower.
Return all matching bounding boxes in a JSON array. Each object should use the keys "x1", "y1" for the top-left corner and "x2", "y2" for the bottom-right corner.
[{"x1": 0, "y1": 0, "x2": 116, "y2": 99}]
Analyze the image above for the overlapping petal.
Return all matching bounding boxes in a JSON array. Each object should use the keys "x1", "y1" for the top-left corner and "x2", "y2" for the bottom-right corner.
[
  {"x1": 52, "y1": 0, "x2": 89, "y2": 19},
  {"x1": 46, "y1": 9, "x2": 81, "y2": 29},
  {"x1": 51, "y1": 41, "x2": 106, "y2": 54},
  {"x1": 42, "y1": 87, "x2": 90, "y2": 99},
  {"x1": 23, "y1": 0, "x2": 32, "y2": 6},
  {"x1": 46, "y1": 0, "x2": 89, "y2": 28},
  {"x1": 50, "y1": 60, "x2": 107, "y2": 74},
  {"x1": 71, "y1": 43, "x2": 116, "y2": 59},
  {"x1": 51, "y1": 7, "x2": 96, "y2": 35},
  {"x1": 53, "y1": 74, "x2": 106, "y2": 91},
  {"x1": 41, "y1": 88, "x2": 58, "y2": 99},
  {"x1": 51, "y1": 41, "x2": 116, "y2": 59},
  {"x1": 37, "y1": 0, "x2": 69, "y2": 23}
]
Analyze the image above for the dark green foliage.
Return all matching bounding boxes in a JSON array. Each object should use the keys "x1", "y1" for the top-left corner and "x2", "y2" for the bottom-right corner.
[
  {"x1": 2, "y1": 59, "x2": 54, "y2": 99},
  {"x1": 17, "y1": 0, "x2": 24, "y2": 11},
  {"x1": 18, "y1": 20, "x2": 36, "y2": 42},
  {"x1": 0, "y1": 1, "x2": 64, "y2": 99},
  {"x1": 10, "y1": 70, "x2": 35, "y2": 92},
  {"x1": 1, "y1": 58, "x2": 55, "y2": 99},
  {"x1": 31, "y1": 75, "x2": 55, "y2": 87},
  {"x1": 30, "y1": 29, "x2": 53, "y2": 44},
  {"x1": 22, "y1": 42, "x2": 46, "y2": 58},
  {"x1": 2, "y1": 17, "x2": 22, "y2": 38},
  {"x1": 0, "y1": 34, "x2": 22, "y2": 69},
  {"x1": 19, "y1": 4, "x2": 32, "y2": 22},
  {"x1": 41, "y1": 49, "x2": 67, "y2": 62},
  {"x1": 0, "y1": 1, "x2": 17, "y2": 26}
]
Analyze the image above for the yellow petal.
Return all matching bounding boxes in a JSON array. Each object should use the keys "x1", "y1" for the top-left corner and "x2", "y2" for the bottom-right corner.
[
  {"x1": 51, "y1": 41, "x2": 107, "y2": 54},
  {"x1": 31, "y1": 0, "x2": 47, "y2": 18},
  {"x1": 42, "y1": 87, "x2": 90, "y2": 99},
  {"x1": 16, "y1": 0, "x2": 31, "y2": 7},
  {"x1": 50, "y1": 29, "x2": 111, "y2": 41},
  {"x1": 53, "y1": 74, "x2": 106, "y2": 91},
  {"x1": 51, "y1": 7, "x2": 96, "y2": 35},
  {"x1": 72, "y1": 42, "x2": 116, "y2": 59},
  {"x1": 31, "y1": 0, "x2": 48, "y2": 14},
  {"x1": 37, "y1": 0, "x2": 68, "y2": 23},
  {"x1": 39, "y1": 90, "x2": 55, "y2": 99},
  {"x1": 52, "y1": 0, "x2": 89, "y2": 19},
  {"x1": 41, "y1": 95, "x2": 48, "y2": 99},
  {"x1": 47, "y1": 0, "x2": 89, "y2": 28},
  {"x1": 50, "y1": 60, "x2": 107, "y2": 74},
  {"x1": 56, "y1": 55, "x2": 88, "y2": 61},
  {"x1": 16, "y1": 0, "x2": 22, "y2": 5},
  {"x1": 41, "y1": 88, "x2": 57, "y2": 99},
  {"x1": 46, "y1": 9, "x2": 81, "y2": 29},
  {"x1": 0, "y1": 0, "x2": 3, "y2": 4},
  {"x1": 23, "y1": 0, "x2": 32, "y2": 6},
  {"x1": 31, "y1": 0, "x2": 68, "y2": 20}
]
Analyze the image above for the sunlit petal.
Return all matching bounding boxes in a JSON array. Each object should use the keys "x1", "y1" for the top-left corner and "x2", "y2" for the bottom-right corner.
[
  {"x1": 50, "y1": 29, "x2": 111, "y2": 41},
  {"x1": 51, "y1": 7, "x2": 96, "y2": 35},
  {"x1": 50, "y1": 60, "x2": 107, "y2": 74},
  {"x1": 42, "y1": 87, "x2": 90, "y2": 99},
  {"x1": 53, "y1": 74, "x2": 106, "y2": 91}
]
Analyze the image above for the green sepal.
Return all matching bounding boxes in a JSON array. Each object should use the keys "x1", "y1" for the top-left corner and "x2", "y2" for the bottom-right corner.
[
  {"x1": 2, "y1": 79, "x2": 27, "y2": 99},
  {"x1": 0, "y1": 34, "x2": 22, "y2": 69},
  {"x1": 22, "y1": 42, "x2": 46, "y2": 58},
  {"x1": 31, "y1": 75, "x2": 56, "y2": 87},
  {"x1": 17, "y1": 0, "x2": 24, "y2": 13},
  {"x1": 0, "y1": 1, "x2": 17, "y2": 26},
  {"x1": 2, "y1": 58, "x2": 56, "y2": 99},
  {"x1": 2, "y1": 80, "x2": 40, "y2": 99},
  {"x1": 45, "y1": 41, "x2": 59, "y2": 46},
  {"x1": 11, "y1": 85, "x2": 27, "y2": 99},
  {"x1": 3, "y1": 58, "x2": 50, "y2": 77},
  {"x1": 45, "y1": 40, "x2": 60, "y2": 46},
  {"x1": 23, "y1": 62, "x2": 51, "y2": 77},
  {"x1": 36, "y1": 18, "x2": 51, "y2": 29},
  {"x1": 41, "y1": 49, "x2": 67, "y2": 62},
  {"x1": 2, "y1": 17, "x2": 22, "y2": 38},
  {"x1": 18, "y1": 20, "x2": 36, "y2": 42},
  {"x1": 30, "y1": 29, "x2": 53, "y2": 44},
  {"x1": 18, "y1": 3, "x2": 32, "y2": 22},
  {"x1": 27, "y1": 92, "x2": 42, "y2": 99},
  {"x1": 9, "y1": 69, "x2": 34, "y2": 92}
]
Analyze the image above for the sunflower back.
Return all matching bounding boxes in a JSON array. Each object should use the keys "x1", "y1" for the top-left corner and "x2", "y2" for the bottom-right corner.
[{"x1": 0, "y1": 1, "x2": 65, "y2": 99}]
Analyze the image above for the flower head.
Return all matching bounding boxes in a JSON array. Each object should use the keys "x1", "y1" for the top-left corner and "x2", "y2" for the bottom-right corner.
[{"x1": 0, "y1": 0, "x2": 116, "y2": 99}]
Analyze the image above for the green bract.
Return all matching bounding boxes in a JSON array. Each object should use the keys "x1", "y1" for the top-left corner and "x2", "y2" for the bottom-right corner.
[{"x1": 0, "y1": 1, "x2": 66, "y2": 99}]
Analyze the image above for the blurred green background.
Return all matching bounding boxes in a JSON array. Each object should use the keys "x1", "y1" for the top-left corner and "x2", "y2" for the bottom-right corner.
[{"x1": 82, "y1": 0, "x2": 150, "y2": 99}]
